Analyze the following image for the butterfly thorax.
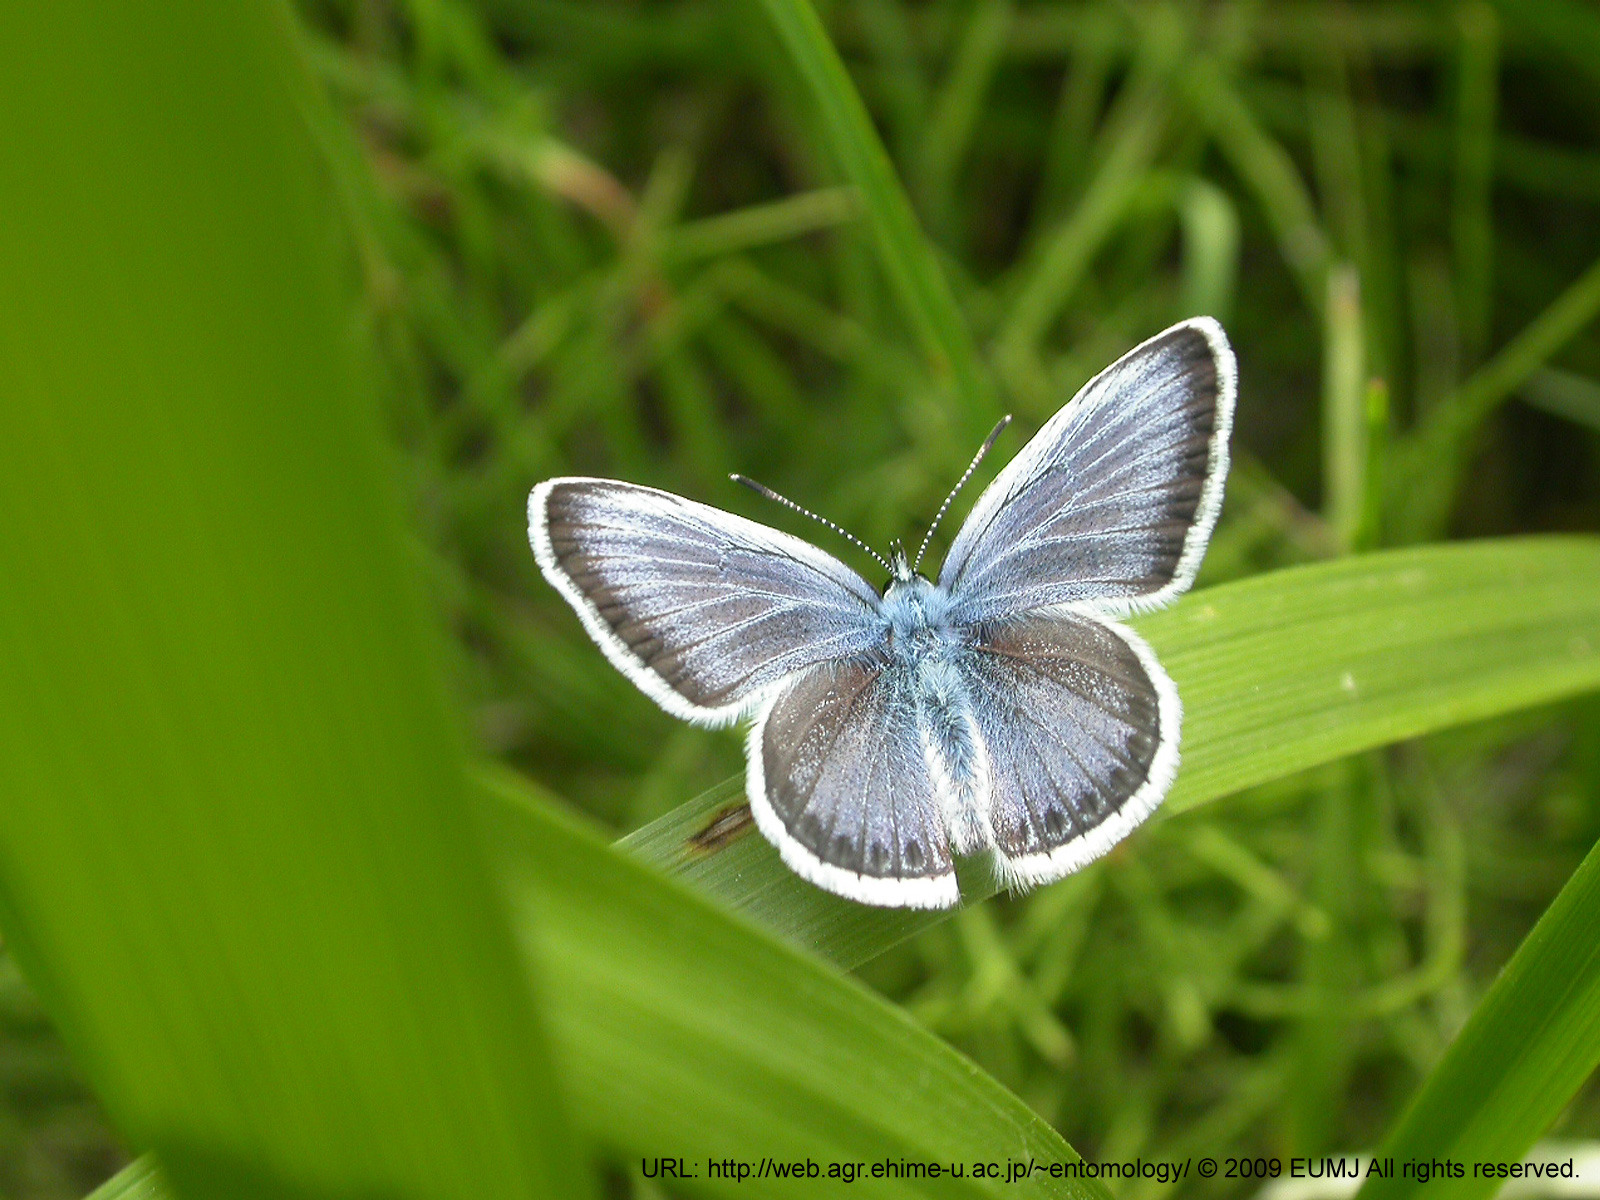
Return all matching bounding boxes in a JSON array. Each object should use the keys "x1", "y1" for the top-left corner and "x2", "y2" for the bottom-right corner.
[{"x1": 880, "y1": 574, "x2": 961, "y2": 665}]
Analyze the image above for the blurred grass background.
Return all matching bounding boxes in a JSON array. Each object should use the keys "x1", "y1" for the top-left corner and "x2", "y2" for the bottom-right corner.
[{"x1": 9, "y1": 0, "x2": 1600, "y2": 1195}]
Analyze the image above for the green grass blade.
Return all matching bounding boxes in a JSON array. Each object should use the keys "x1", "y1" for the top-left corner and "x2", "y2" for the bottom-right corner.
[
  {"x1": 1178, "y1": 178, "x2": 1242, "y2": 322},
  {"x1": 1356, "y1": 833, "x2": 1600, "y2": 1200},
  {"x1": 1034, "y1": 5, "x2": 1123, "y2": 221},
  {"x1": 853, "y1": 0, "x2": 932, "y2": 179},
  {"x1": 1305, "y1": 42, "x2": 1367, "y2": 271},
  {"x1": 919, "y1": 0, "x2": 1014, "y2": 239},
  {"x1": 663, "y1": 187, "x2": 860, "y2": 263},
  {"x1": 1496, "y1": 0, "x2": 1600, "y2": 92},
  {"x1": 1396, "y1": 251, "x2": 1600, "y2": 540},
  {"x1": 1452, "y1": 3, "x2": 1499, "y2": 362},
  {"x1": 85, "y1": 1159, "x2": 166, "y2": 1200},
  {"x1": 1522, "y1": 366, "x2": 1600, "y2": 431},
  {"x1": 0, "y1": 4, "x2": 581, "y2": 1196},
  {"x1": 756, "y1": 0, "x2": 993, "y2": 417},
  {"x1": 998, "y1": 82, "x2": 1168, "y2": 384},
  {"x1": 626, "y1": 538, "x2": 1600, "y2": 968},
  {"x1": 1184, "y1": 55, "x2": 1331, "y2": 314},
  {"x1": 1323, "y1": 263, "x2": 1369, "y2": 551}
]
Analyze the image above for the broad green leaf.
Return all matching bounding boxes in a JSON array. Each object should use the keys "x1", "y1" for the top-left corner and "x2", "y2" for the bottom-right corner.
[
  {"x1": 0, "y1": 5, "x2": 580, "y2": 1197},
  {"x1": 477, "y1": 769, "x2": 1112, "y2": 1200},
  {"x1": 1357, "y1": 833, "x2": 1600, "y2": 1200},
  {"x1": 92, "y1": 771, "x2": 1117, "y2": 1200},
  {"x1": 625, "y1": 538, "x2": 1600, "y2": 968}
]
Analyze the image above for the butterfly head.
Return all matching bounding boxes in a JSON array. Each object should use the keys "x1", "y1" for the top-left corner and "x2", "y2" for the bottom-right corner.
[
  {"x1": 882, "y1": 539, "x2": 947, "y2": 623},
  {"x1": 880, "y1": 549, "x2": 953, "y2": 653},
  {"x1": 886, "y1": 540, "x2": 916, "y2": 587}
]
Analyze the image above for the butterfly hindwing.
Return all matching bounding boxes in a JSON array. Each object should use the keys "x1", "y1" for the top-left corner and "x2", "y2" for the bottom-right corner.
[
  {"x1": 939, "y1": 318, "x2": 1235, "y2": 625},
  {"x1": 530, "y1": 478, "x2": 884, "y2": 726},
  {"x1": 960, "y1": 613, "x2": 1178, "y2": 887},
  {"x1": 749, "y1": 661, "x2": 959, "y2": 909}
]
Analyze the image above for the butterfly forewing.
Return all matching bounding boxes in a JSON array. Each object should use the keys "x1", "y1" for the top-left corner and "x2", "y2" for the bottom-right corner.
[
  {"x1": 939, "y1": 318, "x2": 1235, "y2": 625},
  {"x1": 750, "y1": 662, "x2": 959, "y2": 909},
  {"x1": 963, "y1": 615, "x2": 1179, "y2": 887},
  {"x1": 531, "y1": 478, "x2": 884, "y2": 725}
]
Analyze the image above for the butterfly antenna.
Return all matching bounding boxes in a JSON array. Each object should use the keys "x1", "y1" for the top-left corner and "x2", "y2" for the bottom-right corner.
[
  {"x1": 913, "y1": 415, "x2": 1012, "y2": 573},
  {"x1": 730, "y1": 474, "x2": 892, "y2": 573}
]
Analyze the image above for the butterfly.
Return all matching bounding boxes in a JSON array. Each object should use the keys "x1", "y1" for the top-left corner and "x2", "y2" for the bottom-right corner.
[{"x1": 529, "y1": 318, "x2": 1235, "y2": 908}]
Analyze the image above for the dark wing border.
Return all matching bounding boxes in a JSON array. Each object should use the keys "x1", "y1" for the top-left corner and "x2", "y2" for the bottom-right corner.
[{"x1": 1151, "y1": 317, "x2": 1236, "y2": 611}]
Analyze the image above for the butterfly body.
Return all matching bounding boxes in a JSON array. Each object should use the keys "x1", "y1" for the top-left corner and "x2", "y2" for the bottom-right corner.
[
  {"x1": 871, "y1": 575, "x2": 989, "y2": 846},
  {"x1": 531, "y1": 318, "x2": 1236, "y2": 909},
  {"x1": 879, "y1": 572, "x2": 952, "y2": 653}
]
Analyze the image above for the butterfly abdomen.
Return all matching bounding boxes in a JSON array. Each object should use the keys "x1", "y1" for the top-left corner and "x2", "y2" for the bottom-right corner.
[{"x1": 915, "y1": 656, "x2": 990, "y2": 856}]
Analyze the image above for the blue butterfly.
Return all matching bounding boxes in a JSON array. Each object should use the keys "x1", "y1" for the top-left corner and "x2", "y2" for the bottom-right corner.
[{"x1": 530, "y1": 318, "x2": 1235, "y2": 908}]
